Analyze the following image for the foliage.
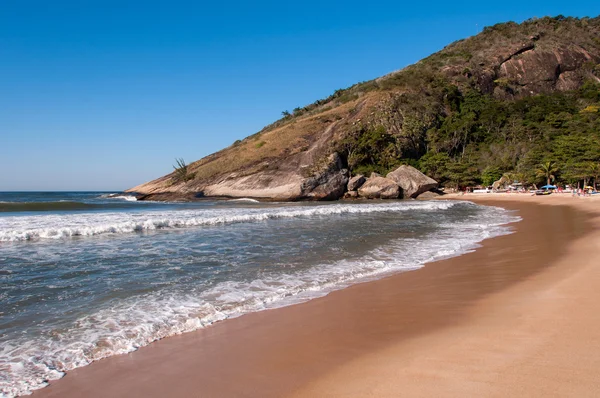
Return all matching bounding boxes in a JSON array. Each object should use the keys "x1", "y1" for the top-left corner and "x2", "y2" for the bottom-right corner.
[
  {"x1": 337, "y1": 80, "x2": 600, "y2": 188},
  {"x1": 481, "y1": 166, "x2": 503, "y2": 186},
  {"x1": 339, "y1": 125, "x2": 400, "y2": 175},
  {"x1": 172, "y1": 158, "x2": 195, "y2": 183},
  {"x1": 535, "y1": 161, "x2": 559, "y2": 186}
]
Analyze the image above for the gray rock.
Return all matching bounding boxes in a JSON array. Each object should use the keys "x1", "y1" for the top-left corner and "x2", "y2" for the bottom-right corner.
[
  {"x1": 347, "y1": 175, "x2": 366, "y2": 191},
  {"x1": 386, "y1": 165, "x2": 438, "y2": 199},
  {"x1": 300, "y1": 152, "x2": 349, "y2": 200},
  {"x1": 370, "y1": 172, "x2": 382, "y2": 178},
  {"x1": 415, "y1": 189, "x2": 444, "y2": 200},
  {"x1": 358, "y1": 177, "x2": 401, "y2": 199},
  {"x1": 344, "y1": 190, "x2": 359, "y2": 199}
]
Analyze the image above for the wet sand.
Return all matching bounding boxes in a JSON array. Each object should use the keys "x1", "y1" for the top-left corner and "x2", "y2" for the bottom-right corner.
[{"x1": 33, "y1": 195, "x2": 600, "y2": 397}]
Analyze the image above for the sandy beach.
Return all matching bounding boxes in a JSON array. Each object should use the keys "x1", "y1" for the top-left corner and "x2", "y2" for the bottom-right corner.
[{"x1": 32, "y1": 194, "x2": 600, "y2": 397}]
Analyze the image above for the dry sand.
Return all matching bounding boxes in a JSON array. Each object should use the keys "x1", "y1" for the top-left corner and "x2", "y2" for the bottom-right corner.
[{"x1": 33, "y1": 194, "x2": 600, "y2": 398}]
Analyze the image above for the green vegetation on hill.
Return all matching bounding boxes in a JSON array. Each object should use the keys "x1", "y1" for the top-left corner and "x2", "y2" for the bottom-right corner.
[
  {"x1": 327, "y1": 16, "x2": 600, "y2": 189},
  {"x1": 252, "y1": 16, "x2": 600, "y2": 189},
  {"x1": 338, "y1": 80, "x2": 600, "y2": 188}
]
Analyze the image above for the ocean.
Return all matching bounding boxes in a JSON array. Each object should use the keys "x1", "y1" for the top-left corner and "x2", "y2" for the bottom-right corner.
[{"x1": 0, "y1": 192, "x2": 520, "y2": 397}]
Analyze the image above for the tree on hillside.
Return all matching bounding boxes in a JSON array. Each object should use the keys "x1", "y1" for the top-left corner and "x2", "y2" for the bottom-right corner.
[
  {"x1": 535, "y1": 161, "x2": 559, "y2": 186},
  {"x1": 586, "y1": 162, "x2": 600, "y2": 188},
  {"x1": 481, "y1": 166, "x2": 503, "y2": 186}
]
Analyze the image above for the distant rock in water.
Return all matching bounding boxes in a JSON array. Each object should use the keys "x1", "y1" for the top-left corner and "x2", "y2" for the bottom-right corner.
[
  {"x1": 386, "y1": 165, "x2": 438, "y2": 199},
  {"x1": 358, "y1": 177, "x2": 402, "y2": 199}
]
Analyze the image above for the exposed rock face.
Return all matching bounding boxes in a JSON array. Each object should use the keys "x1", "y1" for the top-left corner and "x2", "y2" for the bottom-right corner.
[
  {"x1": 497, "y1": 44, "x2": 598, "y2": 96},
  {"x1": 415, "y1": 189, "x2": 444, "y2": 200},
  {"x1": 202, "y1": 172, "x2": 303, "y2": 200},
  {"x1": 370, "y1": 172, "x2": 382, "y2": 178},
  {"x1": 299, "y1": 153, "x2": 349, "y2": 200},
  {"x1": 198, "y1": 153, "x2": 349, "y2": 201},
  {"x1": 386, "y1": 165, "x2": 438, "y2": 199},
  {"x1": 347, "y1": 175, "x2": 366, "y2": 191},
  {"x1": 344, "y1": 190, "x2": 359, "y2": 199},
  {"x1": 358, "y1": 177, "x2": 402, "y2": 199}
]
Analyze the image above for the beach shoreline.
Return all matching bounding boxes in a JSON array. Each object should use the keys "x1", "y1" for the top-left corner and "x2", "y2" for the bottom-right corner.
[{"x1": 32, "y1": 195, "x2": 600, "y2": 397}]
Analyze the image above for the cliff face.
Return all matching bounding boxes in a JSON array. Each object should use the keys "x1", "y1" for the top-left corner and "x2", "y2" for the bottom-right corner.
[{"x1": 128, "y1": 16, "x2": 600, "y2": 200}]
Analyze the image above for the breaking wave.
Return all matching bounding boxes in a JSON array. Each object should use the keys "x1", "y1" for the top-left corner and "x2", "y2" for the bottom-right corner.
[
  {"x1": 1, "y1": 201, "x2": 461, "y2": 242},
  {"x1": 0, "y1": 201, "x2": 520, "y2": 397}
]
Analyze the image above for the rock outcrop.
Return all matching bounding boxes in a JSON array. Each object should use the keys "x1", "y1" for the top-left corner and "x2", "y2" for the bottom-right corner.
[
  {"x1": 347, "y1": 175, "x2": 366, "y2": 191},
  {"x1": 299, "y1": 153, "x2": 349, "y2": 200},
  {"x1": 386, "y1": 165, "x2": 438, "y2": 199},
  {"x1": 497, "y1": 44, "x2": 598, "y2": 96},
  {"x1": 358, "y1": 177, "x2": 402, "y2": 199},
  {"x1": 415, "y1": 189, "x2": 445, "y2": 200},
  {"x1": 197, "y1": 152, "x2": 349, "y2": 201}
]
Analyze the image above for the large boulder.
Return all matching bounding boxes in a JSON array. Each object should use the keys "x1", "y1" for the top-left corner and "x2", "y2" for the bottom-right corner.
[
  {"x1": 386, "y1": 165, "x2": 438, "y2": 199},
  {"x1": 300, "y1": 152, "x2": 349, "y2": 200},
  {"x1": 415, "y1": 189, "x2": 444, "y2": 200},
  {"x1": 347, "y1": 175, "x2": 366, "y2": 191},
  {"x1": 358, "y1": 177, "x2": 401, "y2": 199}
]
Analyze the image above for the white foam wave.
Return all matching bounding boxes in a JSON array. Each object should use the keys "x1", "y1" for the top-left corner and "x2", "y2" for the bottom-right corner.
[
  {"x1": 109, "y1": 195, "x2": 138, "y2": 202},
  {"x1": 0, "y1": 203, "x2": 520, "y2": 397},
  {"x1": 0, "y1": 201, "x2": 461, "y2": 242},
  {"x1": 227, "y1": 198, "x2": 260, "y2": 203}
]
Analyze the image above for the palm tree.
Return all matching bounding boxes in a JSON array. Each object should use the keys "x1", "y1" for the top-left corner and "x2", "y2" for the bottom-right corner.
[
  {"x1": 536, "y1": 161, "x2": 559, "y2": 186},
  {"x1": 586, "y1": 162, "x2": 600, "y2": 189}
]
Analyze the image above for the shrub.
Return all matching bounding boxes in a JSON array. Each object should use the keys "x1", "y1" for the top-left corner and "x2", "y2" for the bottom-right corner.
[{"x1": 172, "y1": 158, "x2": 195, "y2": 183}]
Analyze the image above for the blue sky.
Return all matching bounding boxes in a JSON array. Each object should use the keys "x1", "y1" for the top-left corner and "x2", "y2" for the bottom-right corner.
[{"x1": 1, "y1": 1, "x2": 598, "y2": 191}]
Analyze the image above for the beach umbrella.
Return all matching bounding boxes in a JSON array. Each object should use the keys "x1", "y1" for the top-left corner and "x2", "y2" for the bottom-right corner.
[{"x1": 540, "y1": 185, "x2": 557, "y2": 189}]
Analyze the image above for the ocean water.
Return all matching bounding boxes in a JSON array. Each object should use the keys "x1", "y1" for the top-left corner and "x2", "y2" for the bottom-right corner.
[{"x1": 0, "y1": 192, "x2": 520, "y2": 397}]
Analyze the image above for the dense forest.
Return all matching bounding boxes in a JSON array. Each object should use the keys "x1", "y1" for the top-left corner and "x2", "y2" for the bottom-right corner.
[
  {"x1": 337, "y1": 80, "x2": 600, "y2": 189},
  {"x1": 321, "y1": 16, "x2": 600, "y2": 190}
]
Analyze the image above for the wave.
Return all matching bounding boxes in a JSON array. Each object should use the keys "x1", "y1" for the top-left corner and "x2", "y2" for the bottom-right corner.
[
  {"x1": 0, "y1": 201, "x2": 462, "y2": 242},
  {"x1": 227, "y1": 198, "x2": 260, "y2": 203},
  {"x1": 107, "y1": 195, "x2": 138, "y2": 202},
  {"x1": 0, "y1": 201, "x2": 103, "y2": 213},
  {"x1": 0, "y1": 203, "x2": 520, "y2": 397}
]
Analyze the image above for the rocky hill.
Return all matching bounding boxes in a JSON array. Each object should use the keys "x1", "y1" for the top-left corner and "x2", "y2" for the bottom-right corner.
[{"x1": 128, "y1": 15, "x2": 600, "y2": 200}]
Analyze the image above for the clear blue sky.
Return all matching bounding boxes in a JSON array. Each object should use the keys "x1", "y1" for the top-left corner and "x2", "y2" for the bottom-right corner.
[{"x1": 1, "y1": 1, "x2": 598, "y2": 191}]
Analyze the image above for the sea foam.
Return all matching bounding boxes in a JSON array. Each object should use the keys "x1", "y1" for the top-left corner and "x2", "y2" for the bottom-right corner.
[
  {"x1": 1, "y1": 201, "x2": 459, "y2": 242},
  {"x1": 0, "y1": 201, "x2": 520, "y2": 397}
]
